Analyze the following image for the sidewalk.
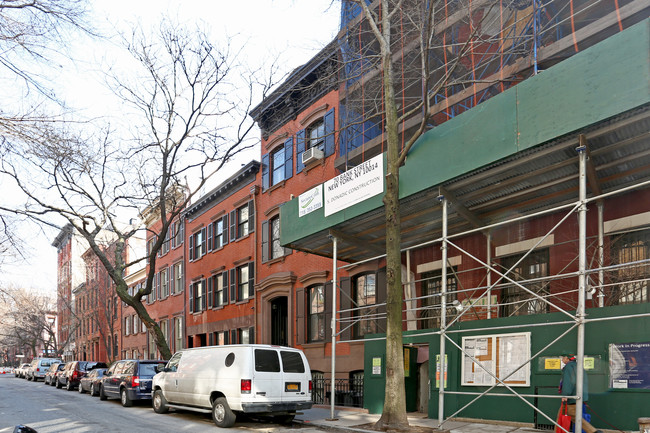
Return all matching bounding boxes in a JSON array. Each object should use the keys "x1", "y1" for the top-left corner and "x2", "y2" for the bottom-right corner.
[{"x1": 295, "y1": 406, "x2": 551, "y2": 433}]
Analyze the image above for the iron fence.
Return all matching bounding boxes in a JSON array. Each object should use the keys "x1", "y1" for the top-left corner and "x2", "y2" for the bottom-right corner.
[{"x1": 312, "y1": 377, "x2": 364, "y2": 408}]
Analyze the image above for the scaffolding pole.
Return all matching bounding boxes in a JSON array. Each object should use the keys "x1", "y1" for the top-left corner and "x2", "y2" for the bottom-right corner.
[
  {"x1": 575, "y1": 144, "x2": 588, "y2": 430},
  {"x1": 330, "y1": 235, "x2": 338, "y2": 421},
  {"x1": 598, "y1": 201, "x2": 605, "y2": 308},
  {"x1": 438, "y1": 195, "x2": 448, "y2": 427}
]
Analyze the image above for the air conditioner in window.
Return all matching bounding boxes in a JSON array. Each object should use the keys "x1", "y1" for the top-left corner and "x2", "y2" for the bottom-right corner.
[{"x1": 302, "y1": 147, "x2": 324, "y2": 165}]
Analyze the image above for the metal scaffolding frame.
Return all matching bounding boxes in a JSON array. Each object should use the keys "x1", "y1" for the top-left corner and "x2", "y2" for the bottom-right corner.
[{"x1": 327, "y1": 145, "x2": 650, "y2": 429}]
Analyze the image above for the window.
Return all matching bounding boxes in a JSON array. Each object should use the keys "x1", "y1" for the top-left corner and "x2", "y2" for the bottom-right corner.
[
  {"x1": 160, "y1": 229, "x2": 170, "y2": 256},
  {"x1": 147, "y1": 282, "x2": 155, "y2": 304},
  {"x1": 272, "y1": 146, "x2": 285, "y2": 186},
  {"x1": 171, "y1": 262, "x2": 183, "y2": 295},
  {"x1": 132, "y1": 315, "x2": 138, "y2": 334},
  {"x1": 210, "y1": 215, "x2": 228, "y2": 250},
  {"x1": 354, "y1": 273, "x2": 377, "y2": 338},
  {"x1": 190, "y1": 279, "x2": 206, "y2": 312},
  {"x1": 238, "y1": 327, "x2": 252, "y2": 344},
  {"x1": 270, "y1": 217, "x2": 283, "y2": 259},
  {"x1": 420, "y1": 270, "x2": 458, "y2": 329},
  {"x1": 148, "y1": 332, "x2": 157, "y2": 360},
  {"x1": 170, "y1": 220, "x2": 183, "y2": 249},
  {"x1": 173, "y1": 316, "x2": 183, "y2": 352},
  {"x1": 609, "y1": 229, "x2": 650, "y2": 305},
  {"x1": 146, "y1": 238, "x2": 155, "y2": 264},
  {"x1": 237, "y1": 205, "x2": 249, "y2": 238},
  {"x1": 216, "y1": 330, "x2": 228, "y2": 345},
  {"x1": 307, "y1": 119, "x2": 325, "y2": 150},
  {"x1": 160, "y1": 268, "x2": 169, "y2": 299},
  {"x1": 211, "y1": 272, "x2": 227, "y2": 308},
  {"x1": 237, "y1": 265, "x2": 251, "y2": 301},
  {"x1": 255, "y1": 349, "x2": 280, "y2": 372},
  {"x1": 189, "y1": 227, "x2": 207, "y2": 261},
  {"x1": 263, "y1": 138, "x2": 293, "y2": 190},
  {"x1": 308, "y1": 285, "x2": 325, "y2": 342},
  {"x1": 160, "y1": 320, "x2": 169, "y2": 348},
  {"x1": 499, "y1": 249, "x2": 550, "y2": 317}
]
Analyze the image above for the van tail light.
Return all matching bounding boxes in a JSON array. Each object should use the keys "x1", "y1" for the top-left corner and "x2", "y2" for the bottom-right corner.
[
  {"x1": 309, "y1": 380, "x2": 313, "y2": 392},
  {"x1": 132, "y1": 376, "x2": 140, "y2": 387},
  {"x1": 37, "y1": 368, "x2": 40, "y2": 372},
  {"x1": 241, "y1": 379, "x2": 251, "y2": 394}
]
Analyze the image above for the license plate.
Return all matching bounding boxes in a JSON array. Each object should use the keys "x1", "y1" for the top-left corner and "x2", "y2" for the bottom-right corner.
[{"x1": 285, "y1": 382, "x2": 300, "y2": 392}]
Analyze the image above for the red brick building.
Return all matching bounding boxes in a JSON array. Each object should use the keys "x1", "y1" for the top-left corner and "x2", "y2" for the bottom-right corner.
[{"x1": 183, "y1": 161, "x2": 259, "y2": 348}]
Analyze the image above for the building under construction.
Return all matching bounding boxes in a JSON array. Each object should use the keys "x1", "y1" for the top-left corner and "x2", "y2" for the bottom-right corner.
[{"x1": 265, "y1": 0, "x2": 650, "y2": 430}]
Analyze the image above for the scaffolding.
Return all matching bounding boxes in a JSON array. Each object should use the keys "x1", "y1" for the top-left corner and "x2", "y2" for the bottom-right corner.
[{"x1": 326, "y1": 144, "x2": 650, "y2": 430}]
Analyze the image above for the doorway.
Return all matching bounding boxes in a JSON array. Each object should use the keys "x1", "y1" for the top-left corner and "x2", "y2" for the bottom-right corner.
[{"x1": 271, "y1": 297, "x2": 288, "y2": 346}]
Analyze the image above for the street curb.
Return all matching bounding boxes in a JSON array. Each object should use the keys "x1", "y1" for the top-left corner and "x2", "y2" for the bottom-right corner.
[{"x1": 296, "y1": 420, "x2": 450, "y2": 433}]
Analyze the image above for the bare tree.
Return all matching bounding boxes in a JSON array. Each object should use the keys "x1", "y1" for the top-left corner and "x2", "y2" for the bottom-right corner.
[
  {"x1": 1, "y1": 22, "x2": 276, "y2": 359},
  {"x1": 0, "y1": 0, "x2": 91, "y2": 268},
  {"x1": 0, "y1": 286, "x2": 58, "y2": 361}
]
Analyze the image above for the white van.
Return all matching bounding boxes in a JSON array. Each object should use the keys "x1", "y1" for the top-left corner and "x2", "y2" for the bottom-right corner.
[
  {"x1": 151, "y1": 344, "x2": 313, "y2": 428},
  {"x1": 27, "y1": 357, "x2": 61, "y2": 381}
]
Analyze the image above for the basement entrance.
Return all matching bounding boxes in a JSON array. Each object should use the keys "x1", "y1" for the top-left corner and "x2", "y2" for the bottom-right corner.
[{"x1": 271, "y1": 297, "x2": 288, "y2": 346}]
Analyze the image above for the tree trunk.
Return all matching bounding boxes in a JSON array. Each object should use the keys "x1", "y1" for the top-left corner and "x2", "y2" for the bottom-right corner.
[{"x1": 374, "y1": 14, "x2": 409, "y2": 429}]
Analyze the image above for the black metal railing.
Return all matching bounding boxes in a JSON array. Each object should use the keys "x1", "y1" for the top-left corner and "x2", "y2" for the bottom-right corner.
[{"x1": 312, "y1": 377, "x2": 364, "y2": 408}]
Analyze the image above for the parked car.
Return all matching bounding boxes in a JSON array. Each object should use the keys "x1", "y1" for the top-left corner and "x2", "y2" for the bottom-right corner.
[
  {"x1": 79, "y1": 368, "x2": 106, "y2": 396},
  {"x1": 44, "y1": 362, "x2": 65, "y2": 386},
  {"x1": 26, "y1": 358, "x2": 61, "y2": 382},
  {"x1": 57, "y1": 361, "x2": 107, "y2": 391},
  {"x1": 99, "y1": 359, "x2": 166, "y2": 407},
  {"x1": 152, "y1": 345, "x2": 313, "y2": 428},
  {"x1": 15, "y1": 363, "x2": 30, "y2": 378},
  {"x1": 54, "y1": 362, "x2": 71, "y2": 388}
]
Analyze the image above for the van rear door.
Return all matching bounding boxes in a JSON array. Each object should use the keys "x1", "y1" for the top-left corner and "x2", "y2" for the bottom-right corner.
[
  {"x1": 252, "y1": 349, "x2": 283, "y2": 403},
  {"x1": 279, "y1": 350, "x2": 309, "y2": 403}
]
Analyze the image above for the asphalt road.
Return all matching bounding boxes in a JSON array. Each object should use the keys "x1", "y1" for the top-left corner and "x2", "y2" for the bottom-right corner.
[{"x1": 0, "y1": 374, "x2": 323, "y2": 433}]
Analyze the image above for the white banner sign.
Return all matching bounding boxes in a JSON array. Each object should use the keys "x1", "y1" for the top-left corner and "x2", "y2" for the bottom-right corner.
[
  {"x1": 324, "y1": 154, "x2": 383, "y2": 217},
  {"x1": 298, "y1": 184, "x2": 323, "y2": 217}
]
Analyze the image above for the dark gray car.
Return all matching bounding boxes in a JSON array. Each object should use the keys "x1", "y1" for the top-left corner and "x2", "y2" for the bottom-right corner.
[{"x1": 99, "y1": 360, "x2": 166, "y2": 407}]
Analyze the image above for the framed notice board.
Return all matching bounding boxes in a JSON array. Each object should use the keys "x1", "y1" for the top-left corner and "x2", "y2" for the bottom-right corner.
[{"x1": 461, "y1": 332, "x2": 531, "y2": 387}]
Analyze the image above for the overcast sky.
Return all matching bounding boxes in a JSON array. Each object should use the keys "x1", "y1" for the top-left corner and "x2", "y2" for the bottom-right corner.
[{"x1": 2, "y1": 0, "x2": 340, "y2": 294}]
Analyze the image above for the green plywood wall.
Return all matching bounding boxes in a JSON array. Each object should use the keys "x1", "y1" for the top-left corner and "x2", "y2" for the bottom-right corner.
[{"x1": 363, "y1": 303, "x2": 650, "y2": 430}]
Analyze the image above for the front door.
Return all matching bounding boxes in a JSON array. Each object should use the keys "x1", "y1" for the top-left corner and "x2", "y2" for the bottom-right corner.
[{"x1": 271, "y1": 297, "x2": 288, "y2": 346}]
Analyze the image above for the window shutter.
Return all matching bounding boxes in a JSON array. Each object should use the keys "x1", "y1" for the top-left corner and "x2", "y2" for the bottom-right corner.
[
  {"x1": 248, "y1": 262, "x2": 255, "y2": 298},
  {"x1": 339, "y1": 277, "x2": 352, "y2": 341},
  {"x1": 296, "y1": 129, "x2": 306, "y2": 173},
  {"x1": 324, "y1": 108, "x2": 335, "y2": 157},
  {"x1": 207, "y1": 276, "x2": 213, "y2": 309},
  {"x1": 377, "y1": 269, "x2": 387, "y2": 333},
  {"x1": 168, "y1": 267, "x2": 173, "y2": 295},
  {"x1": 188, "y1": 283, "x2": 194, "y2": 313},
  {"x1": 249, "y1": 326, "x2": 255, "y2": 344},
  {"x1": 231, "y1": 329, "x2": 237, "y2": 345},
  {"x1": 324, "y1": 282, "x2": 333, "y2": 342},
  {"x1": 261, "y1": 153, "x2": 270, "y2": 191},
  {"x1": 296, "y1": 288, "x2": 305, "y2": 345},
  {"x1": 188, "y1": 234, "x2": 194, "y2": 261},
  {"x1": 229, "y1": 210, "x2": 236, "y2": 241},
  {"x1": 201, "y1": 227, "x2": 207, "y2": 257},
  {"x1": 207, "y1": 223, "x2": 213, "y2": 252},
  {"x1": 223, "y1": 271, "x2": 229, "y2": 305},
  {"x1": 155, "y1": 272, "x2": 160, "y2": 300},
  {"x1": 248, "y1": 200, "x2": 255, "y2": 234},
  {"x1": 261, "y1": 220, "x2": 269, "y2": 263},
  {"x1": 284, "y1": 137, "x2": 293, "y2": 180},
  {"x1": 229, "y1": 268, "x2": 236, "y2": 303},
  {"x1": 222, "y1": 214, "x2": 229, "y2": 246}
]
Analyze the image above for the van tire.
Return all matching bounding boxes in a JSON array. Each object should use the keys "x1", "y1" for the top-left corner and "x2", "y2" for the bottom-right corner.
[
  {"x1": 121, "y1": 388, "x2": 133, "y2": 407},
  {"x1": 152, "y1": 390, "x2": 169, "y2": 414},
  {"x1": 99, "y1": 385, "x2": 107, "y2": 401},
  {"x1": 212, "y1": 397, "x2": 236, "y2": 428}
]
